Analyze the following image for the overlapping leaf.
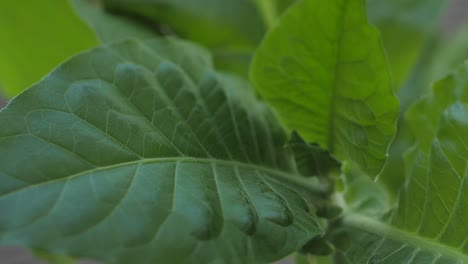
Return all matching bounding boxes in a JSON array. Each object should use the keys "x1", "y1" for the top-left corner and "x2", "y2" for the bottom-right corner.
[
  {"x1": 0, "y1": 38, "x2": 324, "y2": 263},
  {"x1": 250, "y1": 0, "x2": 399, "y2": 177},
  {"x1": 340, "y1": 64, "x2": 468, "y2": 263},
  {"x1": 104, "y1": 0, "x2": 266, "y2": 46},
  {"x1": 287, "y1": 132, "x2": 340, "y2": 179},
  {"x1": 102, "y1": 0, "x2": 269, "y2": 76}
]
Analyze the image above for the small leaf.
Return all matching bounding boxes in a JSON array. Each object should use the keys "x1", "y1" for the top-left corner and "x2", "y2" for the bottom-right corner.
[
  {"x1": 0, "y1": 0, "x2": 98, "y2": 97},
  {"x1": 0, "y1": 38, "x2": 324, "y2": 263},
  {"x1": 287, "y1": 132, "x2": 340, "y2": 178},
  {"x1": 300, "y1": 237, "x2": 335, "y2": 256},
  {"x1": 250, "y1": 0, "x2": 399, "y2": 177},
  {"x1": 339, "y1": 64, "x2": 468, "y2": 263},
  {"x1": 316, "y1": 205, "x2": 342, "y2": 220}
]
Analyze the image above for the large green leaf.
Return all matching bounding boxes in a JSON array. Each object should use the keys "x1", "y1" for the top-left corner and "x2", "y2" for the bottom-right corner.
[
  {"x1": 0, "y1": 38, "x2": 325, "y2": 263},
  {"x1": 339, "y1": 64, "x2": 468, "y2": 263},
  {"x1": 250, "y1": 0, "x2": 399, "y2": 177},
  {"x1": 0, "y1": 0, "x2": 98, "y2": 97},
  {"x1": 102, "y1": 0, "x2": 267, "y2": 77}
]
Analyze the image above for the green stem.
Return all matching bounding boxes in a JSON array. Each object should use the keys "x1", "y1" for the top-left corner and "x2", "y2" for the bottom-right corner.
[{"x1": 253, "y1": 0, "x2": 278, "y2": 29}]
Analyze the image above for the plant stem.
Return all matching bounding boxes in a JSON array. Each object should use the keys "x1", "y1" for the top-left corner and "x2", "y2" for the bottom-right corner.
[{"x1": 253, "y1": 0, "x2": 278, "y2": 29}]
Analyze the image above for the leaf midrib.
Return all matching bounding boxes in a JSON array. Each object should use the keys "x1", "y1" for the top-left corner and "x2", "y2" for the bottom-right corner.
[
  {"x1": 1, "y1": 157, "x2": 324, "y2": 198},
  {"x1": 344, "y1": 213, "x2": 468, "y2": 262},
  {"x1": 327, "y1": 0, "x2": 348, "y2": 153}
]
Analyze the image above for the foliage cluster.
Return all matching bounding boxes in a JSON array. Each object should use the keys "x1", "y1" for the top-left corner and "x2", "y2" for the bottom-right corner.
[{"x1": 0, "y1": 0, "x2": 467, "y2": 263}]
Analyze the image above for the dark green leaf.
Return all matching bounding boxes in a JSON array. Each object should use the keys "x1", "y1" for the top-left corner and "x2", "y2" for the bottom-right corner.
[
  {"x1": 287, "y1": 132, "x2": 340, "y2": 178},
  {"x1": 0, "y1": 38, "x2": 324, "y2": 263},
  {"x1": 300, "y1": 237, "x2": 334, "y2": 256},
  {"x1": 0, "y1": 0, "x2": 98, "y2": 97},
  {"x1": 250, "y1": 0, "x2": 399, "y2": 177}
]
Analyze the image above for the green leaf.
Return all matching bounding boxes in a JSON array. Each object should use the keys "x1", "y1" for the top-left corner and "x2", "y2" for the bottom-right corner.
[
  {"x1": 250, "y1": 0, "x2": 399, "y2": 177},
  {"x1": 104, "y1": 0, "x2": 266, "y2": 46},
  {"x1": 0, "y1": 0, "x2": 98, "y2": 97},
  {"x1": 0, "y1": 38, "x2": 324, "y2": 263},
  {"x1": 102, "y1": 0, "x2": 267, "y2": 77},
  {"x1": 70, "y1": 0, "x2": 157, "y2": 43},
  {"x1": 367, "y1": 0, "x2": 447, "y2": 89},
  {"x1": 339, "y1": 64, "x2": 468, "y2": 263},
  {"x1": 287, "y1": 132, "x2": 340, "y2": 178}
]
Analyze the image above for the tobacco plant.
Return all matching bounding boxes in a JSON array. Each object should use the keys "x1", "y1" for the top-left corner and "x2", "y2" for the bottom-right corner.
[{"x1": 0, "y1": 0, "x2": 467, "y2": 263}]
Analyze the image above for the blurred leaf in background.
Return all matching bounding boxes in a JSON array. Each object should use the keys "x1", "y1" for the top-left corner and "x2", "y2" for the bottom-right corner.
[
  {"x1": 0, "y1": 0, "x2": 98, "y2": 98},
  {"x1": 367, "y1": 0, "x2": 448, "y2": 90},
  {"x1": 368, "y1": 0, "x2": 468, "y2": 201},
  {"x1": 70, "y1": 0, "x2": 157, "y2": 43},
  {"x1": 101, "y1": 0, "x2": 292, "y2": 77},
  {"x1": 427, "y1": 23, "x2": 468, "y2": 82}
]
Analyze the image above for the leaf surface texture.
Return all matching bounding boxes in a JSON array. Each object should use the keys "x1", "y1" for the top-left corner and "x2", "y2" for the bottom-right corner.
[
  {"x1": 251, "y1": 0, "x2": 399, "y2": 177},
  {"x1": 0, "y1": 38, "x2": 323, "y2": 264}
]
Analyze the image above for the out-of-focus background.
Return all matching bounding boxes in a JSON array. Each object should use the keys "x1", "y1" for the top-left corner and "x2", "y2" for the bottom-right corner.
[
  {"x1": 1, "y1": 0, "x2": 467, "y2": 109},
  {"x1": 0, "y1": 0, "x2": 467, "y2": 263}
]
